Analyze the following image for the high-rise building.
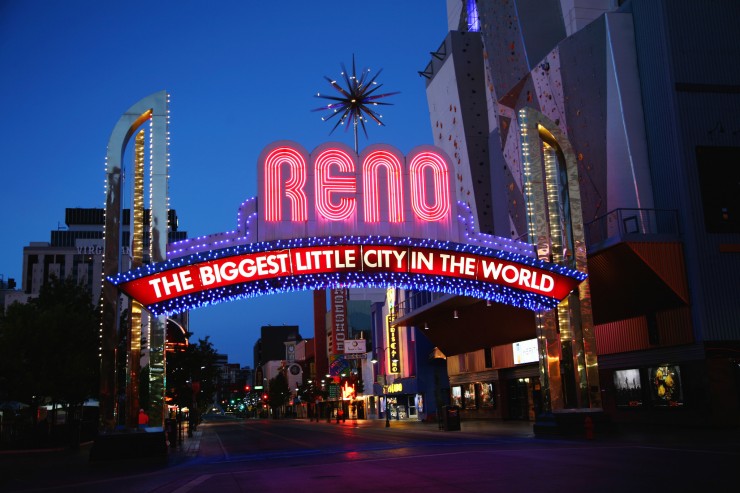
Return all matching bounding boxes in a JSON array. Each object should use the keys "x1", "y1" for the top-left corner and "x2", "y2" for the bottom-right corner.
[
  {"x1": 252, "y1": 325, "x2": 302, "y2": 369},
  {"x1": 10, "y1": 207, "x2": 186, "y2": 309}
]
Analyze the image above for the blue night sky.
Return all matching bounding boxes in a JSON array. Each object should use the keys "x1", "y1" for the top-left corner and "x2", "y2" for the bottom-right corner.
[{"x1": 0, "y1": 1, "x2": 449, "y2": 367}]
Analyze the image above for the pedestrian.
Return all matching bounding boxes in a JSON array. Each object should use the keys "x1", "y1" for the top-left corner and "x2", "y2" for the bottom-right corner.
[{"x1": 138, "y1": 408, "x2": 149, "y2": 429}]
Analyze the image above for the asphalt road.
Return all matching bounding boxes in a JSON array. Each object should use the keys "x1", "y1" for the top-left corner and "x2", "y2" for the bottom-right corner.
[{"x1": 2, "y1": 417, "x2": 738, "y2": 492}]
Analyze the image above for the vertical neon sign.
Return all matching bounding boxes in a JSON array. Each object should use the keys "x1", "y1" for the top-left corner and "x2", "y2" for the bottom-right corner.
[
  {"x1": 386, "y1": 287, "x2": 400, "y2": 374},
  {"x1": 331, "y1": 288, "x2": 348, "y2": 355},
  {"x1": 387, "y1": 322, "x2": 399, "y2": 374}
]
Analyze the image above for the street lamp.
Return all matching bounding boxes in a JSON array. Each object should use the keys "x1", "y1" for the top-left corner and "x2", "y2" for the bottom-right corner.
[{"x1": 371, "y1": 347, "x2": 392, "y2": 428}]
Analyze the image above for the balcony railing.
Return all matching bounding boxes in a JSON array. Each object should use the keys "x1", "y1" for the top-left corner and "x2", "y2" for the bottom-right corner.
[
  {"x1": 394, "y1": 290, "x2": 447, "y2": 320},
  {"x1": 392, "y1": 209, "x2": 679, "y2": 316},
  {"x1": 584, "y1": 208, "x2": 680, "y2": 249}
]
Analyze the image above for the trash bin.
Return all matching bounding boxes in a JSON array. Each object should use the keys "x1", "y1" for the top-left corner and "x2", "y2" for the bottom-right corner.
[{"x1": 442, "y1": 405, "x2": 460, "y2": 431}]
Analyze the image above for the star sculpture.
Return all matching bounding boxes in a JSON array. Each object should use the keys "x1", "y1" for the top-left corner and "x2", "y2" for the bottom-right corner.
[{"x1": 313, "y1": 55, "x2": 399, "y2": 153}]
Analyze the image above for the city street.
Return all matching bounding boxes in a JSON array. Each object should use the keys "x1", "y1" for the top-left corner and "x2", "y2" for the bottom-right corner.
[{"x1": 1, "y1": 416, "x2": 738, "y2": 492}]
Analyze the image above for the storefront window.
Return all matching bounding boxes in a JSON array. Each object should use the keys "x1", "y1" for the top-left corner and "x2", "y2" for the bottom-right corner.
[
  {"x1": 613, "y1": 369, "x2": 643, "y2": 407},
  {"x1": 478, "y1": 382, "x2": 495, "y2": 408},
  {"x1": 649, "y1": 365, "x2": 684, "y2": 407},
  {"x1": 387, "y1": 397, "x2": 397, "y2": 419},
  {"x1": 451, "y1": 386, "x2": 462, "y2": 407},
  {"x1": 415, "y1": 394, "x2": 424, "y2": 413},
  {"x1": 463, "y1": 383, "x2": 476, "y2": 409}
]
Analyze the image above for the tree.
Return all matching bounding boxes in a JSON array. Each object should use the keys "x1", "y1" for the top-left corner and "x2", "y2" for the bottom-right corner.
[
  {"x1": 267, "y1": 372, "x2": 290, "y2": 418},
  {"x1": 296, "y1": 381, "x2": 327, "y2": 403},
  {"x1": 0, "y1": 277, "x2": 98, "y2": 417},
  {"x1": 166, "y1": 336, "x2": 219, "y2": 418}
]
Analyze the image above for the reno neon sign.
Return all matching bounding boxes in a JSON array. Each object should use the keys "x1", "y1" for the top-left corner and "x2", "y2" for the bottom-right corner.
[
  {"x1": 257, "y1": 142, "x2": 454, "y2": 242},
  {"x1": 108, "y1": 141, "x2": 587, "y2": 316}
]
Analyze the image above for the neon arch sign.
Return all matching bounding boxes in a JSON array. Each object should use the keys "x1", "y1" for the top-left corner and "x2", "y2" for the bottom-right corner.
[{"x1": 108, "y1": 141, "x2": 586, "y2": 315}]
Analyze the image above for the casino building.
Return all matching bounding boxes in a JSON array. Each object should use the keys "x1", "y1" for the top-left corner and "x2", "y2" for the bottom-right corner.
[{"x1": 393, "y1": 0, "x2": 740, "y2": 429}]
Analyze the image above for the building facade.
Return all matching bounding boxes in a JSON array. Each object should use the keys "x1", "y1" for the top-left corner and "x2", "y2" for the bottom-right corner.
[
  {"x1": 367, "y1": 290, "x2": 449, "y2": 423},
  {"x1": 11, "y1": 207, "x2": 186, "y2": 309},
  {"x1": 253, "y1": 325, "x2": 303, "y2": 370},
  {"x1": 400, "y1": 0, "x2": 740, "y2": 429}
]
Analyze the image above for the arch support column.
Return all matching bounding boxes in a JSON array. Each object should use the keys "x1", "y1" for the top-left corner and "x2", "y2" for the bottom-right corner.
[
  {"x1": 100, "y1": 91, "x2": 169, "y2": 430},
  {"x1": 518, "y1": 107, "x2": 601, "y2": 417}
]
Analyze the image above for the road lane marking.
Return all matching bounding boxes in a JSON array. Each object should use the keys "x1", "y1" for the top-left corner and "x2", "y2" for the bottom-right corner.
[
  {"x1": 171, "y1": 474, "x2": 213, "y2": 493},
  {"x1": 215, "y1": 431, "x2": 230, "y2": 459}
]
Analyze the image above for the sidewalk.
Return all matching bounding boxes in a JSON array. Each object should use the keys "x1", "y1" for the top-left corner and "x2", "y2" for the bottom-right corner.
[
  {"x1": 358, "y1": 417, "x2": 537, "y2": 438},
  {"x1": 175, "y1": 429, "x2": 203, "y2": 458},
  {"x1": 164, "y1": 427, "x2": 203, "y2": 464}
]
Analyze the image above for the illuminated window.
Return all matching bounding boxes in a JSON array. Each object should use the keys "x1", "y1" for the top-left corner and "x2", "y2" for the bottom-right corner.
[
  {"x1": 613, "y1": 369, "x2": 643, "y2": 408},
  {"x1": 463, "y1": 382, "x2": 476, "y2": 409},
  {"x1": 451, "y1": 386, "x2": 462, "y2": 407},
  {"x1": 479, "y1": 382, "x2": 495, "y2": 408},
  {"x1": 648, "y1": 365, "x2": 684, "y2": 407},
  {"x1": 466, "y1": 0, "x2": 480, "y2": 32}
]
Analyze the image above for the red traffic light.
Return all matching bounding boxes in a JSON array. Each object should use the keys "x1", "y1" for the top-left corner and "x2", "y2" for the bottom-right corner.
[
  {"x1": 245, "y1": 385, "x2": 251, "y2": 391},
  {"x1": 262, "y1": 394, "x2": 268, "y2": 400}
]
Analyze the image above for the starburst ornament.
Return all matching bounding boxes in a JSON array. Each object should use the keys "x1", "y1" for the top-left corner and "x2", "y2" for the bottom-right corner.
[{"x1": 313, "y1": 55, "x2": 399, "y2": 153}]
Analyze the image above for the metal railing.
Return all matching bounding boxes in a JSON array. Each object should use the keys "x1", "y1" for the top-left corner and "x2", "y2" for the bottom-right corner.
[
  {"x1": 390, "y1": 209, "x2": 679, "y2": 316},
  {"x1": 584, "y1": 208, "x2": 680, "y2": 248},
  {"x1": 394, "y1": 290, "x2": 447, "y2": 320}
]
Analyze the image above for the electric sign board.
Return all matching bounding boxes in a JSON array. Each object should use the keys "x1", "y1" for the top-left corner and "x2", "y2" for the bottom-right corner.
[{"x1": 108, "y1": 141, "x2": 586, "y2": 315}]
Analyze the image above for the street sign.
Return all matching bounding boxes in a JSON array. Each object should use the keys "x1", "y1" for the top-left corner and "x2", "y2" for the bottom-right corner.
[{"x1": 343, "y1": 353, "x2": 367, "y2": 360}]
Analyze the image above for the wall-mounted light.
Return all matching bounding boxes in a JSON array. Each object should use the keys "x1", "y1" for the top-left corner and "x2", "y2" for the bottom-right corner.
[
  {"x1": 424, "y1": 322, "x2": 429, "y2": 330},
  {"x1": 453, "y1": 310, "x2": 459, "y2": 319},
  {"x1": 486, "y1": 300, "x2": 491, "y2": 307}
]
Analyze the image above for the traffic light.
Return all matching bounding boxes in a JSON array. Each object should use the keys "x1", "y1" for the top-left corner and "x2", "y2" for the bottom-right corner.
[{"x1": 245, "y1": 385, "x2": 251, "y2": 392}]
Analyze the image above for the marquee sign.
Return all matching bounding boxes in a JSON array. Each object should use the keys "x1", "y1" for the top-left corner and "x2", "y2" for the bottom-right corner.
[{"x1": 108, "y1": 141, "x2": 587, "y2": 315}]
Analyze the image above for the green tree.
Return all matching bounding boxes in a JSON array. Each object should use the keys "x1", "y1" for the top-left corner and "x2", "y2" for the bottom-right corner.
[
  {"x1": 267, "y1": 372, "x2": 290, "y2": 418},
  {"x1": 296, "y1": 381, "x2": 327, "y2": 403},
  {"x1": 0, "y1": 277, "x2": 98, "y2": 414},
  {"x1": 166, "y1": 335, "x2": 219, "y2": 418}
]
